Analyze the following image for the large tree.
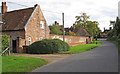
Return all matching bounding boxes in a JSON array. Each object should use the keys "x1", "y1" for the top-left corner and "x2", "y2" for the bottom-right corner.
[
  {"x1": 75, "y1": 13, "x2": 90, "y2": 29},
  {"x1": 86, "y1": 21, "x2": 100, "y2": 37},
  {"x1": 115, "y1": 17, "x2": 120, "y2": 36},
  {"x1": 49, "y1": 24, "x2": 62, "y2": 35},
  {"x1": 75, "y1": 13, "x2": 101, "y2": 37},
  {"x1": 108, "y1": 17, "x2": 120, "y2": 40}
]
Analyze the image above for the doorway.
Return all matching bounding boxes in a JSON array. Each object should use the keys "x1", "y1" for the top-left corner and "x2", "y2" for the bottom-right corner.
[{"x1": 12, "y1": 40, "x2": 17, "y2": 53}]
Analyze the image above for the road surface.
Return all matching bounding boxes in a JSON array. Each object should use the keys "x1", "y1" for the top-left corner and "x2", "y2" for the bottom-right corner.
[{"x1": 32, "y1": 40, "x2": 118, "y2": 72}]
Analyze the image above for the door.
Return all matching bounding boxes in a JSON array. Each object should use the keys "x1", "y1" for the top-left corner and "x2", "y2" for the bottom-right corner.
[{"x1": 12, "y1": 40, "x2": 17, "y2": 53}]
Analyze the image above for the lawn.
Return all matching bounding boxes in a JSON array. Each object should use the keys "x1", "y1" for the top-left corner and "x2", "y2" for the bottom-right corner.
[
  {"x1": 2, "y1": 56, "x2": 48, "y2": 73},
  {"x1": 60, "y1": 40, "x2": 102, "y2": 53}
]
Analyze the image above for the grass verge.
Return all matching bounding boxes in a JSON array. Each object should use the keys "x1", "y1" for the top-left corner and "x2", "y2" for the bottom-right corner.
[
  {"x1": 2, "y1": 56, "x2": 48, "y2": 73},
  {"x1": 60, "y1": 40, "x2": 102, "y2": 53}
]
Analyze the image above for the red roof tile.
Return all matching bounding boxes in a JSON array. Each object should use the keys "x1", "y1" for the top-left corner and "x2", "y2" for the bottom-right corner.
[
  {"x1": 2, "y1": 7, "x2": 34, "y2": 31},
  {"x1": 74, "y1": 27, "x2": 90, "y2": 36}
]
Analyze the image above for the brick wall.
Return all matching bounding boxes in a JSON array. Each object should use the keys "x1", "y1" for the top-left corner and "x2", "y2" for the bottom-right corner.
[
  {"x1": 49, "y1": 34, "x2": 90, "y2": 46},
  {"x1": 16, "y1": 37, "x2": 26, "y2": 53},
  {"x1": 2, "y1": 30, "x2": 25, "y2": 52},
  {"x1": 25, "y1": 5, "x2": 50, "y2": 46}
]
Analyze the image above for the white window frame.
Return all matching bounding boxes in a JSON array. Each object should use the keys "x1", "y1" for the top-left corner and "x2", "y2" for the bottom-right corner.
[
  {"x1": 29, "y1": 37, "x2": 31, "y2": 45},
  {"x1": 40, "y1": 37, "x2": 44, "y2": 41},
  {"x1": 40, "y1": 21, "x2": 44, "y2": 29}
]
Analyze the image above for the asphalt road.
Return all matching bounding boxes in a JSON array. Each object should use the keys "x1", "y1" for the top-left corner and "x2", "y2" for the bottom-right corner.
[{"x1": 32, "y1": 40, "x2": 118, "y2": 72}]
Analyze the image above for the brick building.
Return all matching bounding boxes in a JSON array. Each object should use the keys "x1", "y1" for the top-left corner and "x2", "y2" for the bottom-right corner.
[
  {"x1": 1, "y1": 2, "x2": 50, "y2": 53},
  {"x1": 54, "y1": 21, "x2": 90, "y2": 37},
  {"x1": 100, "y1": 27, "x2": 112, "y2": 38}
]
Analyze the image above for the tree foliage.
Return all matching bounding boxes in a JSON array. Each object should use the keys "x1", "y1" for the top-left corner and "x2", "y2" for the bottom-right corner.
[
  {"x1": 49, "y1": 24, "x2": 62, "y2": 35},
  {"x1": 75, "y1": 13, "x2": 89, "y2": 29},
  {"x1": 0, "y1": 35, "x2": 10, "y2": 51},
  {"x1": 107, "y1": 17, "x2": 120, "y2": 40},
  {"x1": 75, "y1": 13, "x2": 101, "y2": 37}
]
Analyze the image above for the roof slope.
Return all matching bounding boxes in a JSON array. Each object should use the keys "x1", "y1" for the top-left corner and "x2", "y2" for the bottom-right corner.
[
  {"x1": 74, "y1": 27, "x2": 90, "y2": 36},
  {"x1": 2, "y1": 7, "x2": 34, "y2": 31}
]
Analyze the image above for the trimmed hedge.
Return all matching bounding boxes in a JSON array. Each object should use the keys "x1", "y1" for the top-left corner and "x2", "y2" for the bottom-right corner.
[
  {"x1": 28, "y1": 39, "x2": 70, "y2": 54},
  {"x1": 118, "y1": 39, "x2": 120, "y2": 45},
  {"x1": 0, "y1": 35, "x2": 10, "y2": 51}
]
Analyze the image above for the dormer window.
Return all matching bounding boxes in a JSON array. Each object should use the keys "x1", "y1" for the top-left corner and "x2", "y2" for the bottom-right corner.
[{"x1": 40, "y1": 21, "x2": 44, "y2": 29}]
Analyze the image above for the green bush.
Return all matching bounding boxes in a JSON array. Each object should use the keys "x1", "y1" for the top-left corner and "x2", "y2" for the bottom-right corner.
[
  {"x1": 118, "y1": 39, "x2": 120, "y2": 45},
  {"x1": 28, "y1": 39, "x2": 70, "y2": 54},
  {"x1": 0, "y1": 35, "x2": 10, "y2": 51}
]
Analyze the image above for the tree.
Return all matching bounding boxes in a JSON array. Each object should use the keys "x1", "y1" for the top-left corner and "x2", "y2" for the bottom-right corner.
[
  {"x1": 75, "y1": 12, "x2": 101, "y2": 37},
  {"x1": 115, "y1": 17, "x2": 120, "y2": 36},
  {"x1": 49, "y1": 24, "x2": 62, "y2": 35},
  {"x1": 86, "y1": 21, "x2": 101, "y2": 37},
  {"x1": 107, "y1": 17, "x2": 120, "y2": 40},
  {"x1": 75, "y1": 13, "x2": 90, "y2": 29},
  {"x1": 0, "y1": 35, "x2": 10, "y2": 51}
]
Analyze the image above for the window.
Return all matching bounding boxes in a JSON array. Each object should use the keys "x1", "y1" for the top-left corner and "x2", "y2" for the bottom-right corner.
[
  {"x1": 40, "y1": 21, "x2": 44, "y2": 29},
  {"x1": 40, "y1": 37, "x2": 44, "y2": 40},
  {"x1": 29, "y1": 37, "x2": 31, "y2": 45}
]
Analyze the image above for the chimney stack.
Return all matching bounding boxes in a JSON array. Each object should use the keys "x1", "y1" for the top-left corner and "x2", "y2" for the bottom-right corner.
[
  {"x1": 1, "y1": 2, "x2": 7, "y2": 14},
  {"x1": 55, "y1": 21, "x2": 57, "y2": 25},
  {"x1": 104, "y1": 27, "x2": 105, "y2": 31},
  {"x1": 73, "y1": 24, "x2": 75, "y2": 29},
  {"x1": 55, "y1": 21, "x2": 59, "y2": 26},
  {"x1": 109, "y1": 27, "x2": 112, "y2": 30}
]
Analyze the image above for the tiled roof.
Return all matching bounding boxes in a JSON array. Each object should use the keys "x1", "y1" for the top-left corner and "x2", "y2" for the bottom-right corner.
[
  {"x1": 74, "y1": 27, "x2": 90, "y2": 36},
  {"x1": 83, "y1": 29, "x2": 90, "y2": 36},
  {"x1": 2, "y1": 7, "x2": 34, "y2": 31}
]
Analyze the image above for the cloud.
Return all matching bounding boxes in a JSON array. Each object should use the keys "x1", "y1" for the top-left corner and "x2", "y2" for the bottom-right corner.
[{"x1": 0, "y1": 0, "x2": 119, "y2": 31}]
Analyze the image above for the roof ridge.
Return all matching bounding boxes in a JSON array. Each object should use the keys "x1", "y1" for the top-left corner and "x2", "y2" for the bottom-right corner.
[
  {"x1": 6, "y1": 7, "x2": 34, "y2": 13},
  {"x1": 2, "y1": 6, "x2": 34, "y2": 31}
]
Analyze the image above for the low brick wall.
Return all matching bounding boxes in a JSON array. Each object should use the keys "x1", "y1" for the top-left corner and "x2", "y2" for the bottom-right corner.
[
  {"x1": 17, "y1": 34, "x2": 91, "y2": 53},
  {"x1": 49, "y1": 34, "x2": 90, "y2": 46},
  {"x1": 17, "y1": 37, "x2": 26, "y2": 53}
]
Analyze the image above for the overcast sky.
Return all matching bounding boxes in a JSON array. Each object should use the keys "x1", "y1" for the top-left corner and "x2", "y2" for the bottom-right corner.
[{"x1": 0, "y1": 0, "x2": 119, "y2": 31}]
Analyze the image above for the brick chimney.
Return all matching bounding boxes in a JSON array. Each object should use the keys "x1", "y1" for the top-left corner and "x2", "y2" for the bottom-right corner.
[
  {"x1": 1, "y1": 2, "x2": 7, "y2": 14},
  {"x1": 109, "y1": 27, "x2": 112, "y2": 30},
  {"x1": 55, "y1": 21, "x2": 57, "y2": 25},
  {"x1": 104, "y1": 27, "x2": 105, "y2": 31},
  {"x1": 55, "y1": 21, "x2": 59, "y2": 26},
  {"x1": 73, "y1": 24, "x2": 75, "y2": 29}
]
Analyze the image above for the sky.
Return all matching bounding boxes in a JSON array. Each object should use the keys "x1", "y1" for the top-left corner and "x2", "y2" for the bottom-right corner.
[{"x1": 0, "y1": 0, "x2": 119, "y2": 31}]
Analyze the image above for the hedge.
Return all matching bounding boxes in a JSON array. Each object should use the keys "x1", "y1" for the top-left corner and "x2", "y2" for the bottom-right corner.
[
  {"x1": 28, "y1": 39, "x2": 70, "y2": 54},
  {"x1": 118, "y1": 39, "x2": 120, "y2": 45},
  {"x1": 0, "y1": 35, "x2": 10, "y2": 51}
]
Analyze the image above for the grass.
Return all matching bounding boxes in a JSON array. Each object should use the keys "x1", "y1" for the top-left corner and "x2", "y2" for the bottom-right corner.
[
  {"x1": 2, "y1": 56, "x2": 48, "y2": 73},
  {"x1": 60, "y1": 40, "x2": 102, "y2": 53}
]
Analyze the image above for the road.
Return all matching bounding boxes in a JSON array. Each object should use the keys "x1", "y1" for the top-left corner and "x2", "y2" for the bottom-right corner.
[{"x1": 32, "y1": 40, "x2": 118, "y2": 72}]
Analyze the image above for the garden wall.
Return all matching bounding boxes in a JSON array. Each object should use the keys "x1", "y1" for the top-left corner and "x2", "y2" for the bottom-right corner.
[{"x1": 49, "y1": 34, "x2": 91, "y2": 46}]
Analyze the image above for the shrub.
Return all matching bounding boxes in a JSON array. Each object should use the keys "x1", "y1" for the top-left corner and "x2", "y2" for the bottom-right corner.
[
  {"x1": 118, "y1": 39, "x2": 120, "y2": 45},
  {"x1": 28, "y1": 39, "x2": 70, "y2": 54},
  {"x1": 111, "y1": 36, "x2": 118, "y2": 41},
  {"x1": 49, "y1": 25, "x2": 62, "y2": 35},
  {"x1": 0, "y1": 35, "x2": 10, "y2": 51}
]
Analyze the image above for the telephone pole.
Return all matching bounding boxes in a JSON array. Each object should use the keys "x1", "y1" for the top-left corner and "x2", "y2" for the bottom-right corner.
[{"x1": 62, "y1": 13, "x2": 65, "y2": 42}]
